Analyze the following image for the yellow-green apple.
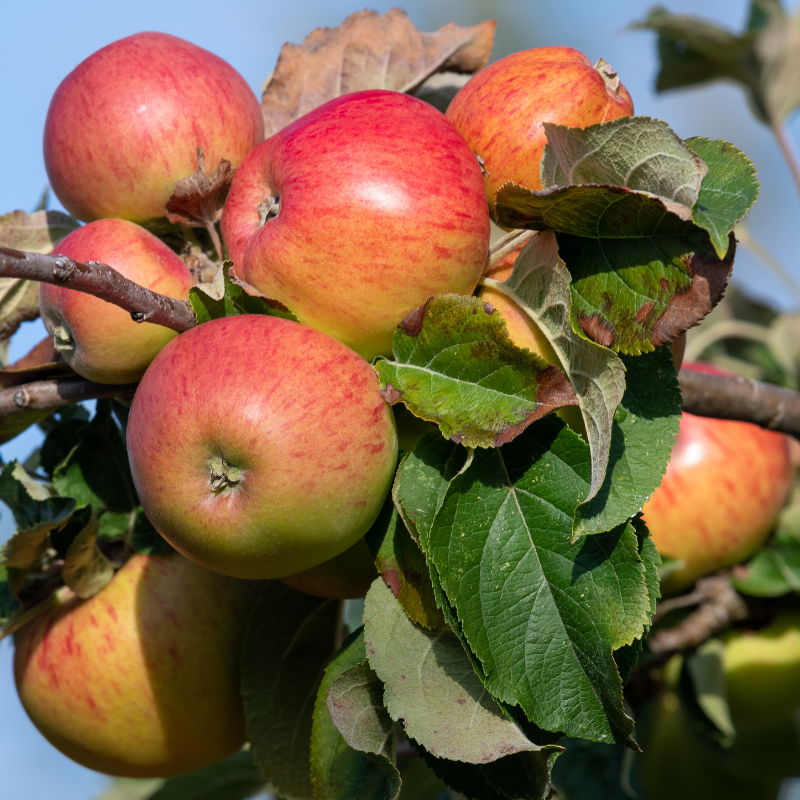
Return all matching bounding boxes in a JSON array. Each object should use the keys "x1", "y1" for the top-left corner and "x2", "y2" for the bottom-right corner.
[
  {"x1": 14, "y1": 553, "x2": 258, "y2": 777},
  {"x1": 446, "y1": 46, "x2": 633, "y2": 219},
  {"x1": 220, "y1": 89, "x2": 490, "y2": 361},
  {"x1": 44, "y1": 32, "x2": 264, "y2": 224},
  {"x1": 642, "y1": 363, "x2": 794, "y2": 593},
  {"x1": 126, "y1": 315, "x2": 399, "y2": 579},
  {"x1": 39, "y1": 218, "x2": 194, "y2": 384},
  {"x1": 279, "y1": 537, "x2": 376, "y2": 599}
]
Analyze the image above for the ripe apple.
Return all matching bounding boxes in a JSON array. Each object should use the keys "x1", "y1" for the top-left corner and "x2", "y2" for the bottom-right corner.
[
  {"x1": 14, "y1": 553, "x2": 258, "y2": 778},
  {"x1": 44, "y1": 32, "x2": 264, "y2": 224},
  {"x1": 220, "y1": 89, "x2": 491, "y2": 361},
  {"x1": 279, "y1": 537, "x2": 376, "y2": 599},
  {"x1": 446, "y1": 46, "x2": 633, "y2": 219},
  {"x1": 642, "y1": 362, "x2": 794, "y2": 593},
  {"x1": 39, "y1": 218, "x2": 194, "y2": 384},
  {"x1": 126, "y1": 315, "x2": 399, "y2": 580}
]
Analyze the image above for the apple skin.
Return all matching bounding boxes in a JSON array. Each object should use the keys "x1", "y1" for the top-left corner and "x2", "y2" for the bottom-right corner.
[
  {"x1": 220, "y1": 89, "x2": 491, "y2": 361},
  {"x1": 126, "y1": 315, "x2": 399, "y2": 580},
  {"x1": 14, "y1": 553, "x2": 258, "y2": 778},
  {"x1": 279, "y1": 537, "x2": 376, "y2": 599},
  {"x1": 446, "y1": 47, "x2": 633, "y2": 219},
  {"x1": 642, "y1": 362, "x2": 794, "y2": 593},
  {"x1": 44, "y1": 32, "x2": 264, "y2": 224},
  {"x1": 39, "y1": 218, "x2": 194, "y2": 384}
]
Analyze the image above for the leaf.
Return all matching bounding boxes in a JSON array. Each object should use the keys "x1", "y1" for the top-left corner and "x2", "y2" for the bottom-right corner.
[
  {"x1": 0, "y1": 278, "x2": 41, "y2": 348},
  {"x1": 573, "y1": 347, "x2": 682, "y2": 537},
  {"x1": 375, "y1": 295, "x2": 577, "y2": 449},
  {"x1": 0, "y1": 565, "x2": 20, "y2": 626},
  {"x1": 0, "y1": 209, "x2": 80, "y2": 253},
  {"x1": 145, "y1": 750, "x2": 265, "y2": 800},
  {"x1": 365, "y1": 491, "x2": 446, "y2": 630},
  {"x1": 363, "y1": 578, "x2": 550, "y2": 763},
  {"x1": 686, "y1": 137, "x2": 760, "y2": 258},
  {"x1": 483, "y1": 232, "x2": 626, "y2": 503},
  {"x1": 426, "y1": 417, "x2": 653, "y2": 746},
  {"x1": 61, "y1": 510, "x2": 114, "y2": 599},
  {"x1": 241, "y1": 583, "x2": 339, "y2": 800},
  {"x1": 262, "y1": 9, "x2": 495, "y2": 136},
  {"x1": 550, "y1": 738, "x2": 638, "y2": 800},
  {"x1": 165, "y1": 150, "x2": 234, "y2": 230},
  {"x1": 189, "y1": 261, "x2": 296, "y2": 324},
  {"x1": 312, "y1": 629, "x2": 400, "y2": 800},
  {"x1": 52, "y1": 400, "x2": 138, "y2": 511}
]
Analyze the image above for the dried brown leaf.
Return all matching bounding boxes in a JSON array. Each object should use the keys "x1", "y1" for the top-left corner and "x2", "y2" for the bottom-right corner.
[
  {"x1": 0, "y1": 338, "x2": 75, "y2": 390},
  {"x1": 262, "y1": 9, "x2": 496, "y2": 136},
  {"x1": 165, "y1": 151, "x2": 234, "y2": 229}
]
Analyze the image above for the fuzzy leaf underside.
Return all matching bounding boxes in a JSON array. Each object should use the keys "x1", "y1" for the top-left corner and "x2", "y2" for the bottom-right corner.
[{"x1": 61, "y1": 511, "x2": 114, "y2": 599}]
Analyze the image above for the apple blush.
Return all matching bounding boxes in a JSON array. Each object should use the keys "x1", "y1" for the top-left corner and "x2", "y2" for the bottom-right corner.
[
  {"x1": 126, "y1": 315, "x2": 399, "y2": 580},
  {"x1": 221, "y1": 89, "x2": 491, "y2": 361}
]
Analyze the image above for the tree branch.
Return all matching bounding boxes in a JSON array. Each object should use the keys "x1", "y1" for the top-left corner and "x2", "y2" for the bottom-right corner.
[
  {"x1": 0, "y1": 378, "x2": 137, "y2": 415},
  {"x1": 0, "y1": 247, "x2": 196, "y2": 333},
  {"x1": 679, "y1": 368, "x2": 800, "y2": 439}
]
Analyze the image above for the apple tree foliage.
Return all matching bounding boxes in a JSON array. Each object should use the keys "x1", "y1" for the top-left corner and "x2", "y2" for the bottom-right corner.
[{"x1": 1, "y1": 4, "x2": 799, "y2": 800}]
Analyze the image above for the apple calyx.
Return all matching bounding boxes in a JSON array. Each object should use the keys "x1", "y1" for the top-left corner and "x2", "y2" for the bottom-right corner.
[
  {"x1": 258, "y1": 196, "x2": 280, "y2": 226},
  {"x1": 208, "y1": 454, "x2": 245, "y2": 493},
  {"x1": 51, "y1": 322, "x2": 74, "y2": 353},
  {"x1": 594, "y1": 58, "x2": 621, "y2": 94}
]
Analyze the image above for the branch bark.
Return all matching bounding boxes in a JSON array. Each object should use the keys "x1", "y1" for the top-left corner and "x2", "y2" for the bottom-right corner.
[
  {"x1": 0, "y1": 378, "x2": 137, "y2": 416},
  {"x1": 0, "y1": 247, "x2": 196, "y2": 333},
  {"x1": 679, "y1": 368, "x2": 800, "y2": 439}
]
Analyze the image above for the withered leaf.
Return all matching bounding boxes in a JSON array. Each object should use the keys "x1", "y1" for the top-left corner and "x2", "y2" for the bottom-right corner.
[
  {"x1": 262, "y1": 9, "x2": 496, "y2": 136},
  {"x1": 165, "y1": 151, "x2": 234, "y2": 230},
  {"x1": 61, "y1": 511, "x2": 114, "y2": 599},
  {"x1": 0, "y1": 209, "x2": 79, "y2": 254},
  {"x1": 0, "y1": 337, "x2": 75, "y2": 389}
]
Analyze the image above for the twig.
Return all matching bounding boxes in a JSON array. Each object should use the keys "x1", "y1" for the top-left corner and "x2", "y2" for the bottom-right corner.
[
  {"x1": 648, "y1": 575, "x2": 747, "y2": 656},
  {"x1": 0, "y1": 247, "x2": 196, "y2": 332},
  {"x1": 683, "y1": 318, "x2": 772, "y2": 362},
  {"x1": 769, "y1": 114, "x2": 800, "y2": 207},
  {"x1": 679, "y1": 367, "x2": 800, "y2": 439},
  {"x1": 0, "y1": 378, "x2": 137, "y2": 415},
  {"x1": 485, "y1": 230, "x2": 535, "y2": 272}
]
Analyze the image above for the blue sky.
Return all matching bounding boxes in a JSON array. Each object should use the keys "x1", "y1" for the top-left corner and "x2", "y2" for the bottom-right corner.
[{"x1": 2, "y1": 1, "x2": 800, "y2": 798}]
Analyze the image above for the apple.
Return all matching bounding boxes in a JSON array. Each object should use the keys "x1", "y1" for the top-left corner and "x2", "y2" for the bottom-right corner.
[
  {"x1": 39, "y1": 218, "x2": 195, "y2": 384},
  {"x1": 279, "y1": 537, "x2": 376, "y2": 599},
  {"x1": 445, "y1": 46, "x2": 633, "y2": 219},
  {"x1": 44, "y1": 32, "x2": 264, "y2": 225},
  {"x1": 14, "y1": 553, "x2": 258, "y2": 778},
  {"x1": 220, "y1": 89, "x2": 491, "y2": 361},
  {"x1": 642, "y1": 362, "x2": 794, "y2": 593},
  {"x1": 126, "y1": 314, "x2": 399, "y2": 580}
]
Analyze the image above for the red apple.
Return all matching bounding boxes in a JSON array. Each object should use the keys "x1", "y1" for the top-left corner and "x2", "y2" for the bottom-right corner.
[
  {"x1": 44, "y1": 32, "x2": 264, "y2": 224},
  {"x1": 126, "y1": 315, "x2": 399, "y2": 580},
  {"x1": 39, "y1": 218, "x2": 194, "y2": 384},
  {"x1": 220, "y1": 89, "x2": 491, "y2": 361},
  {"x1": 14, "y1": 553, "x2": 258, "y2": 777},
  {"x1": 642, "y1": 363, "x2": 794, "y2": 592},
  {"x1": 446, "y1": 46, "x2": 633, "y2": 219}
]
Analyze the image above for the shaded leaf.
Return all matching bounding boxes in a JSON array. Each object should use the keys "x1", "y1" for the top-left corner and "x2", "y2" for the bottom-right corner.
[
  {"x1": 364, "y1": 578, "x2": 549, "y2": 763},
  {"x1": 483, "y1": 232, "x2": 625, "y2": 503},
  {"x1": 550, "y1": 738, "x2": 638, "y2": 800},
  {"x1": 0, "y1": 209, "x2": 79, "y2": 254},
  {"x1": 61, "y1": 511, "x2": 114, "y2": 599},
  {"x1": 312, "y1": 629, "x2": 400, "y2": 800},
  {"x1": 165, "y1": 151, "x2": 234, "y2": 230},
  {"x1": 50, "y1": 504, "x2": 94, "y2": 558},
  {"x1": 241, "y1": 583, "x2": 339, "y2": 800},
  {"x1": 365, "y1": 492, "x2": 446, "y2": 630},
  {"x1": 0, "y1": 279, "x2": 41, "y2": 350},
  {"x1": 189, "y1": 261, "x2": 296, "y2": 324},
  {"x1": 375, "y1": 295, "x2": 577, "y2": 448},
  {"x1": 0, "y1": 565, "x2": 20, "y2": 626},
  {"x1": 426, "y1": 417, "x2": 652, "y2": 746},
  {"x1": 262, "y1": 9, "x2": 495, "y2": 136},
  {"x1": 573, "y1": 347, "x2": 681, "y2": 537}
]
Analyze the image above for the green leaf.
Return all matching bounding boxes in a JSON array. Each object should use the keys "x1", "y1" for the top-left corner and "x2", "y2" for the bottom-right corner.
[
  {"x1": 144, "y1": 750, "x2": 264, "y2": 800},
  {"x1": 426, "y1": 417, "x2": 652, "y2": 746},
  {"x1": 573, "y1": 347, "x2": 681, "y2": 537},
  {"x1": 189, "y1": 261, "x2": 297, "y2": 324},
  {"x1": 375, "y1": 295, "x2": 577, "y2": 448},
  {"x1": 364, "y1": 578, "x2": 550, "y2": 763},
  {"x1": 312, "y1": 629, "x2": 400, "y2": 800},
  {"x1": 61, "y1": 510, "x2": 114, "y2": 599},
  {"x1": 687, "y1": 137, "x2": 759, "y2": 258},
  {"x1": 366, "y1": 492, "x2": 446, "y2": 630},
  {"x1": 52, "y1": 401, "x2": 138, "y2": 512},
  {"x1": 241, "y1": 583, "x2": 339, "y2": 800},
  {"x1": 50, "y1": 504, "x2": 95, "y2": 557},
  {"x1": 0, "y1": 565, "x2": 20, "y2": 626},
  {"x1": 550, "y1": 738, "x2": 639, "y2": 800},
  {"x1": 396, "y1": 753, "x2": 449, "y2": 800},
  {"x1": 482, "y1": 233, "x2": 625, "y2": 503}
]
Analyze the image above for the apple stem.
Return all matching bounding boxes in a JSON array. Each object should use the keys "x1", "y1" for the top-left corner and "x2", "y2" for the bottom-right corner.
[
  {"x1": 0, "y1": 247, "x2": 196, "y2": 333},
  {"x1": 205, "y1": 222, "x2": 225, "y2": 262},
  {"x1": 484, "y1": 229, "x2": 535, "y2": 274}
]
